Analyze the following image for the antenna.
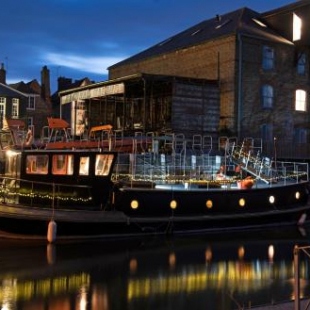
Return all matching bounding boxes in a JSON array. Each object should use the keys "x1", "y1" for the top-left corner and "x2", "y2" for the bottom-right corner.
[{"x1": 5, "y1": 56, "x2": 8, "y2": 71}]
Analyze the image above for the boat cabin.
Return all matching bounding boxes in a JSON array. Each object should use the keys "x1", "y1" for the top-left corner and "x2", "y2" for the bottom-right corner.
[{"x1": 1, "y1": 149, "x2": 117, "y2": 209}]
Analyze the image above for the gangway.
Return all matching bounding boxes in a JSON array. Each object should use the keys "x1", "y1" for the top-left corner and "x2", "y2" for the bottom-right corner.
[{"x1": 229, "y1": 140, "x2": 273, "y2": 184}]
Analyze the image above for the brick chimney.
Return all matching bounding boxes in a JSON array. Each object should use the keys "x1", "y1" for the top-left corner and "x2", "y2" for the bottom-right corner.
[
  {"x1": 0, "y1": 63, "x2": 6, "y2": 84},
  {"x1": 41, "y1": 65, "x2": 51, "y2": 102},
  {"x1": 57, "y1": 77, "x2": 73, "y2": 91}
]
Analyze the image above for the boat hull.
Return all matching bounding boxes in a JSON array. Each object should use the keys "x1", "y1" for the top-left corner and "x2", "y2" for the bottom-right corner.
[
  {"x1": 0, "y1": 181, "x2": 308, "y2": 241},
  {"x1": 114, "y1": 181, "x2": 310, "y2": 215}
]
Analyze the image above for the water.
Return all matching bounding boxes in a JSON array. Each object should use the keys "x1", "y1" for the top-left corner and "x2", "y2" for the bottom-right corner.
[{"x1": 0, "y1": 226, "x2": 310, "y2": 310}]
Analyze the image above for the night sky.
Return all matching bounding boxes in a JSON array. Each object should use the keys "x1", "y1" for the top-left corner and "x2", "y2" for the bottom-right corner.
[{"x1": 0, "y1": 0, "x2": 295, "y2": 92}]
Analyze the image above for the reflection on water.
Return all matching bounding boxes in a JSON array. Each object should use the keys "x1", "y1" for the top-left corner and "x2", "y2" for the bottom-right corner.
[{"x1": 0, "y1": 227, "x2": 309, "y2": 309}]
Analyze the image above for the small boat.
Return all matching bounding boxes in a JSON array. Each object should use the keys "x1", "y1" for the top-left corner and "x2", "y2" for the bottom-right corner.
[{"x1": 0, "y1": 125, "x2": 308, "y2": 241}]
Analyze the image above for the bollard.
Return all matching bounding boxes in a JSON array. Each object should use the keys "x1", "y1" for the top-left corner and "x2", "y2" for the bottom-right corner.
[{"x1": 47, "y1": 220, "x2": 57, "y2": 243}]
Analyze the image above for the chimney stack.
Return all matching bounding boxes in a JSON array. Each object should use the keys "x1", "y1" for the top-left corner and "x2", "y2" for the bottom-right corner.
[
  {"x1": 0, "y1": 63, "x2": 6, "y2": 84},
  {"x1": 41, "y1": 65, "x2": 51, "y2": 102}
]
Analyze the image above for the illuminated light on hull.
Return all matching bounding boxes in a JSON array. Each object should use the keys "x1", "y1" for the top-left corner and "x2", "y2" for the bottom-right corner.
[
  {"x1": 239, "y1": 198, "x2": 246, "y2": 207},
  {"x1": 206, "y1": 200, "x2": 213, "y2": 209},
  {"x1": 170, "y1": 200, "x2": 177, "y2": 209},
  {"x1": 131, "y1": 200, "x2": 139, "y2": 209}
]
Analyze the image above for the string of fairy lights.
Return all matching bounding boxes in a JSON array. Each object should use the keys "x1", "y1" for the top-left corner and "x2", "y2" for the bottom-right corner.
[
  {"x1": 113, "y1": 146, "x2": 308, "y2": 186},
  {"x1": 114, "y1": 171, "x2": 308, "y2": 186},
  {"x1": 0, "y1": 187, "x2": 93, "y2": 203}
]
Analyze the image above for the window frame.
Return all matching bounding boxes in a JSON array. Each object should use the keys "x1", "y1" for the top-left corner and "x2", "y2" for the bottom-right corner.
[
  {"x1": 27, "y1": 96, "x2": 36, "y2": 110},
  {"x1": 261, "y1": 85, "x2": 274, "y2": 109},
  {"x1": 12, "y1": 98, "x2": 19, "y2": 119},
  {"x1": 262, "y1": 46, "x2": 275, "y2": 71},
  {"x1": 295, "y1": 89, "x2": 307, "y2": 111},
  {"x1": 297, "y1": 52, "x2": 307, "y2": 75}
]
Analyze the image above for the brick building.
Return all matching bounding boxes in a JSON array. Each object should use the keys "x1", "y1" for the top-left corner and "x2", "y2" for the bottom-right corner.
[
  {"x1": 0, "y1": 65, "x2": 52, "y2": 139},
  {"x1": 107, "y1": 1, "x2": 310, "y2": 159},
  {"x1": 59, "y1": 1, "x2": 310, "y2": 159}
]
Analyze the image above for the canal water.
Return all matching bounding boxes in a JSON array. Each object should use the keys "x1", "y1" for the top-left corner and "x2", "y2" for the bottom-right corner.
[{"x1": 0, "y1": 226, "x2": 310, "y2": 310}]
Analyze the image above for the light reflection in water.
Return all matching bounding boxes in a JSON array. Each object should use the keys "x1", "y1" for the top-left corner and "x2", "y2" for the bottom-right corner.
[
  {"x1": 0, "y1": 231, "x2": 308, "y2": 309},
  {"x1": 268, "y1": 245, "x2": 275, "y2": 262}
]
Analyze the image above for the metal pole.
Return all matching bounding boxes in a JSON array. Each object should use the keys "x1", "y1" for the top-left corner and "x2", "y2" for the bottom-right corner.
[{"x1": 294, "y1": 245, "x2": 300, "y2": 310}]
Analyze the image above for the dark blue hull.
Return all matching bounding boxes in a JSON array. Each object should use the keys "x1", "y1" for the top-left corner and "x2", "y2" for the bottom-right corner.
[{"x1": 0, "y1": 181, "x2": 307, "y2": 241}]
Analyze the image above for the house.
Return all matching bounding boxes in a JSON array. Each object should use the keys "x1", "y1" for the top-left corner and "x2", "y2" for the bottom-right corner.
[
  {"x1": 2, "y1": 65, "x2": 52, "y2": 139},
  {"x1": 0, "y1": 80, "x2": 28, "y2": 130},
  {"x1": 59, "y1": 1, "x2": 310, "y2": 159}
]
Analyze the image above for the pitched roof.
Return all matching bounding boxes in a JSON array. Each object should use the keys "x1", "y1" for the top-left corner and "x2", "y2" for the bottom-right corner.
[
  {"x1": 10, "y1": 80, "x2": 40, "y2": 95},
  {"x1": 262, "y1": 0, "x2": 310, "y2": 17},
  {"x1": 0, "y1": 83, "x2": 27, "y2": 97},
  {"x1": 109, "y1": 7, "x2": 292, "y2": 69},
  {"x1": 262, "y1": 0, "x2": 310, "y2": 45}
]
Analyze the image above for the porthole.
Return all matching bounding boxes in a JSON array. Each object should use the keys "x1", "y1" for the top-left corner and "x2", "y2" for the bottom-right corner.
[
  {"x1": 206, "y1": 200, "x2": 213, "y2": 209},
  {"x1": 239, "y1": 198, "x2": 246, "y2": 207},
  {"x1": 131, "y1": 200, "x2": 139, "y2": 209},
  {"x1": 170, "y1": 200, "x2": 177, "y2": 209},
  {"x1": 269, "y1": 196, "x2": 275, "y2": 204}
]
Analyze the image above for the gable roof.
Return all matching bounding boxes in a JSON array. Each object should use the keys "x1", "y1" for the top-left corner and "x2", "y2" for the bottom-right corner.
[
  {"x1": 0, "y1": 83, "x2": 28, "y2": 97},
  {"x1": 109, "y1": 7, "x2": 292, "y2": 69},
  {"x1": 262, "y1": 0, "x2": 310, "y2": 46},
  {"x1": 10, "y1": 80, "x2": 40, "y2": 95}
]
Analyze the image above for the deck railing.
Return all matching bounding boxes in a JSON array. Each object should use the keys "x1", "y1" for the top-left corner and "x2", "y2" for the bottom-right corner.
[
  {"x1": 0, "y1": 177, "x2": 93, "y2": 208},
  {"x1": 113, "y1": 152, "x2": 309, "y2": 186}
]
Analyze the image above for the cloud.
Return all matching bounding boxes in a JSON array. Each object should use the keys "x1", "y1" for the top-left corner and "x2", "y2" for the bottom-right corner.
[{"x1": 44, "y1": 53, "x2": 126, "y2": 75}]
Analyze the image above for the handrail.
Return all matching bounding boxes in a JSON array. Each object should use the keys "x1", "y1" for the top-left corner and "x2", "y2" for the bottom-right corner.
[
  {"x1": 113, "y1": 153, "x2": 308, "y2": 185},
  {"x1": 0, "y1": 176, "x2": 92, "y2": 208}
]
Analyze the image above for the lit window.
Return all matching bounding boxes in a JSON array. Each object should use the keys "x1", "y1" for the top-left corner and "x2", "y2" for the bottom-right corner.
[
  {"x1": 26, "y1": 155, "x2": 48, "y2": 175},
  {"x1": 215, "y1": 19, "x2": 232, "y2": 29},
  {"x1": 95, "y1": 154, "x2": 114, "y2": 176},
  {"x1": 158, "y1": 38, "x2": 172, "y2": 46},
  {"x1": 52, "y1": 155, "x2": 74, "y2": 175},
  {"x1": 191, "y1": 29, "x2": 202, "y2": 36},
  {"x1": 0, "y1": 97, "x2": 6, "y2": 117},
  {"x1": 12, "y1": 98, "x2": 19, "y2": 119},
  {"x1": 262, "y1": 46, "x2": 274, "y2": 70},
  {"x1": 79, "y1": 157, "x2": 89, "y2": 176},
  {"x1": 293, "y1": 13, "x2": 302, "y2": 42},
  {"x1": 262, "y1": 85, "x2": 274, "y2": 108},
  {"x1": 297, "y1": 52, "x2": 306, "y2": 75},
  {"x1": 252, "y1": 18, "x2": 267, "y2": 28},
  {"x1": 295, "y1": 89, "x2": 307, "y2": 111}
]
